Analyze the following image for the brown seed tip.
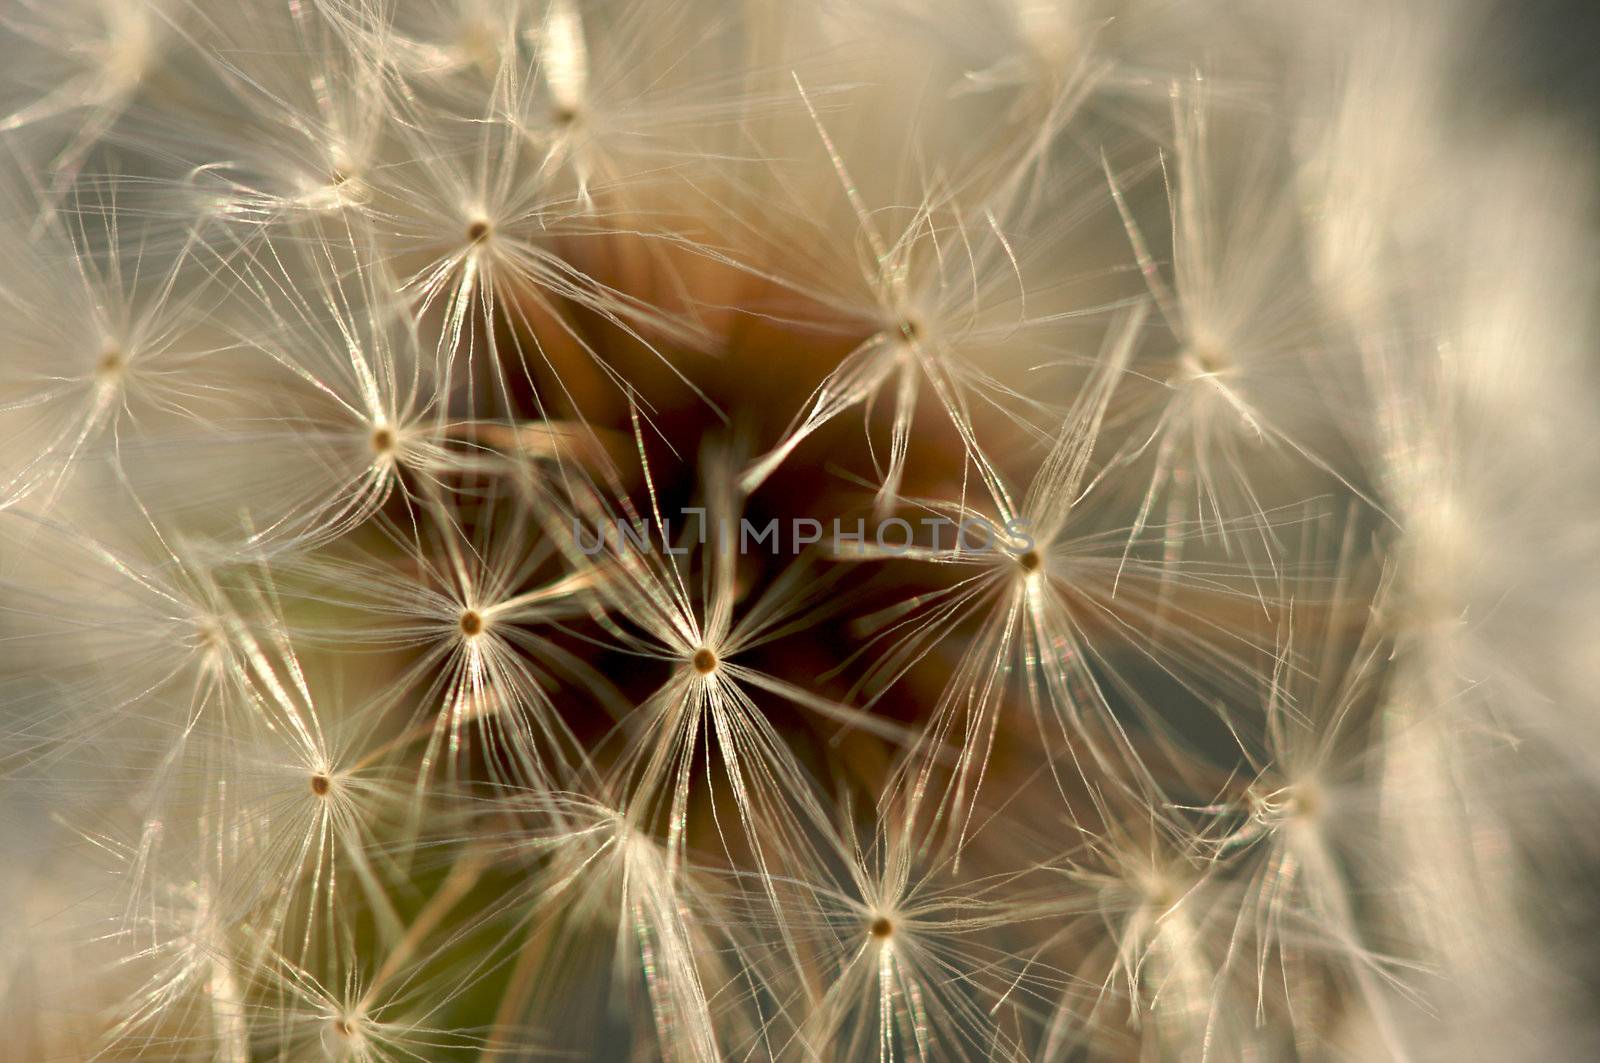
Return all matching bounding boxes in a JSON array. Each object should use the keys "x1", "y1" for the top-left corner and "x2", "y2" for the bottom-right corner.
[
  {"x1": 467, "y1": 219, "x2": 491, "y2": 243},
  {"x1": 371, "y1": 426, "x2": 396, "y2": 454},
  {"x1": 96, "y1": 349, "x2": 124, "y2": 377},
  {"x1": 692, "y1": 647, "x2": 718, "y2": 675},
  {"x1": 869, "y1": 916, "x2": 894, "y2": 939},
  {"x1": 309, "y1": 773, "x2": 331, "y2": 797},
  {"x1": 1017, "y1": 549, "x2": 1042, "y2": 574},
  {"x1": 1190, "y1": 344, "x2": 1228, "y2": 374},
  {"x1": 460, "y1": 610, "x2": 484, "y2": 637}
]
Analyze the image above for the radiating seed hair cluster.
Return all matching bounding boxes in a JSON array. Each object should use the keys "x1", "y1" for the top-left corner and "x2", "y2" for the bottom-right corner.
[{"x1": 1, "y1": 1, "x2": 1598, "y2": 1060}]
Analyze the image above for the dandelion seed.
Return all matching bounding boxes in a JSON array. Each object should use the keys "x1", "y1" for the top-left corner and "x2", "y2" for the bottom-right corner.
[
  {"x1": 1100, "y1": 76, "x2": 1383, "y2": 575},
  {"x1": 735, "y1": 77, "x2": 1126, "y2": 512},
  {"x1": 3, "y1": 2, "x2": 1596, "y2": 1059}
]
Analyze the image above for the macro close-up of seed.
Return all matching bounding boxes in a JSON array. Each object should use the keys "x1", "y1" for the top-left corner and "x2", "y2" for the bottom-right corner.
[{"x1": 1, "y1": 1, "x2": 1598, "y2": 1060}]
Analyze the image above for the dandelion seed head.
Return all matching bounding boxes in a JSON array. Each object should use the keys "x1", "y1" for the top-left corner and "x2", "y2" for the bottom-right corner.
[
  {"x1": 1289, "y1": 784, "x2": 1322, "y2": 821},
  {"x1": 1180, "y1": 342, "x2": 1231, "y2": 378},
  {"x1": 310, "y1": 160, "x2": 370, "y2": 210},
  {"x1": 321, "y1": 1011, "x2": 371, "y2": 1055},
  {"x1": 1249, "y1": 780, "x2": 1324, "y2": 829},
  {"x1": 91, "y1": 346, "x2": 128, "y2": 395},
  {"x1": 369, "y1": 425, "x2": 398, "y2": 456},
  {"x1": 3, "y1": 1, "x2": 1596, "y2": 1058},
  {"x1": 94, "y1": 346, "x2": 124, "y2": 378}
]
